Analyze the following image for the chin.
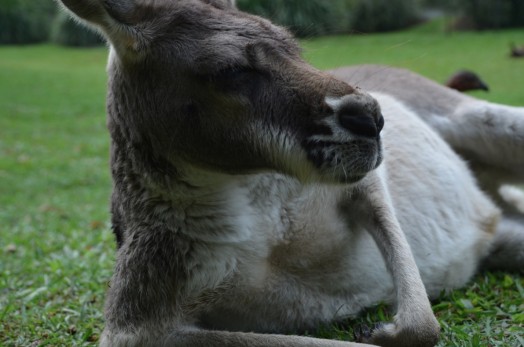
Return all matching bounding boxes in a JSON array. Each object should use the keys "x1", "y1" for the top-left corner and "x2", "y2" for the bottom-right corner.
[
  {"x1": 313, "y1": 151, "x2": 383, "y2": 185},
  {"x1": 314, "y1": 169, "x2": 368, "y2": 186}
]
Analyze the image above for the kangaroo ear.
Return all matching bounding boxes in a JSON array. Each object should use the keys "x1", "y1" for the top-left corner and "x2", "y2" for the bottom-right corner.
[
  {"x1": 57, "y1": 0, "x2": 135, "y2": 28},
  {"x1": 57, "y1": 0, "x2": 140, "y2": 52}
]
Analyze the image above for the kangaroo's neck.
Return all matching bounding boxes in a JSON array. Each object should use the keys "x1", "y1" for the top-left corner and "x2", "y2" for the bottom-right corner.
[{"x1": 110, "y1": 139, "x2": 257, "y2": 243}]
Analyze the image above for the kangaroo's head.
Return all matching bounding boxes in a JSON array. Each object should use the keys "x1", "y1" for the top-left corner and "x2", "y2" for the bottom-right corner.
[{"x1": 59, "y1": 0, "x2": 383, "y2": 184}]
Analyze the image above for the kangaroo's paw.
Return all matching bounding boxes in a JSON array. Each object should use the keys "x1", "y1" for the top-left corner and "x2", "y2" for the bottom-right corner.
[
  {"x1": 353, "y1": 323, "x2": 384, "y2": 343},
  {"x1": 357, "y1": 315, "x2": 440, "y2": 347}
]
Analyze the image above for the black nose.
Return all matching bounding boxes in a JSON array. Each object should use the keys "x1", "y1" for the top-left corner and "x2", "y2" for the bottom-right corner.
[
  {"x1": 339, "y1": 112, "x2": 384, "y2": 138},
  {"x1": 327, "y1": 93, "x2": 384, "y2": 138}
]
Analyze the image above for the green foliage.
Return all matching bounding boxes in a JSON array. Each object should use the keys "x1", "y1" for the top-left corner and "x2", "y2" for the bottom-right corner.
[
  {"x1": 236, "y1": 0, "x2": 352, "y2": 37},
  {"x1": 51, "y1": 11, "x2": 105, "y2": 47},
  {"x1": 459, "y1": 0, "x2": 524, "y2": 29},
  {"x1": 350, "y1": 0, "x2": 420, "y2": 33},
  {"x1": 0, "y1": 0, "x2": 57, "y2": 44}
]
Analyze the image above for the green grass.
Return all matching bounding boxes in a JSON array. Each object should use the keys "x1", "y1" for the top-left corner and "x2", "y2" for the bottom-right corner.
[
  {"x1": 1, "y1": 24, "x2": 523, "y2": 347},
  {"x1": 0, "y1": 45, "x2": 113, "y2": 346}
]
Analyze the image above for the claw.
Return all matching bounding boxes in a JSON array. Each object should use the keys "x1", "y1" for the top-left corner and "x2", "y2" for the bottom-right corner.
[
  {"x1": 353, "y1": 324, "x2": 373, "y2": 342},
  {"x1": 372, "y1": 322, "x2": 385, "y2": 332}
]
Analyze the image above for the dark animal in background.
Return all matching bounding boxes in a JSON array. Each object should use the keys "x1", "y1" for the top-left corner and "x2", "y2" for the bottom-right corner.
[
  {"x1": 446, "y1": 70, "x2": 489, "y2": 92},
  {"x1": 510, "y1": 43, "x2": 524, "y2": 58}
]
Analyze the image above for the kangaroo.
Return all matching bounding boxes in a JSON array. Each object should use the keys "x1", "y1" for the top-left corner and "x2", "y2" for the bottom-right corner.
[{"x1": 56, "y1": 0, "x2": 524, "y2": 346}]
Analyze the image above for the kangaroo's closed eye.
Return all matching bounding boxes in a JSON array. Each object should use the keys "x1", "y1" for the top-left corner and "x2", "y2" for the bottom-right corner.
[
  {"x1": 214, "y1": 67, "x2": 253, "y2": 79},
  {"x1": 211, "y1": 67, "x2": 267, "y2": 94}
]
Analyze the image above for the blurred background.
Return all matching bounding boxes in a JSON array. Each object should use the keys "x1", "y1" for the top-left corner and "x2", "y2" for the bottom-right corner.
[{"x1": 1, "y1": 0, "x2": 524, "y2": 45}]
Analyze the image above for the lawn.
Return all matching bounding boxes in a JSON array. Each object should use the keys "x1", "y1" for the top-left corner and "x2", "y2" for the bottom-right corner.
[{"x1": 1, "y1": 23, "x2": 523, "y2": 347}]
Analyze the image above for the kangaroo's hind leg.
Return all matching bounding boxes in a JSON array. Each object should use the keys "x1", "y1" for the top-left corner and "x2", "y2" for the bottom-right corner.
[
  {"x1": 440, "y1": 102, "x2": 524, "y2": 274},
  {"x1": 428, "y1": 101, "x2": 524, "y2": 179}
]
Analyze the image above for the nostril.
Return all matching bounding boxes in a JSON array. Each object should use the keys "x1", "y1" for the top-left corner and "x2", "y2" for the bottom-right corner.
[
  {"x1": 338, "y1": 113, "x2": 382, "y2": 138},
  {"x1": 377, "y1": 114, "x2": 385, "y2": 133}
]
